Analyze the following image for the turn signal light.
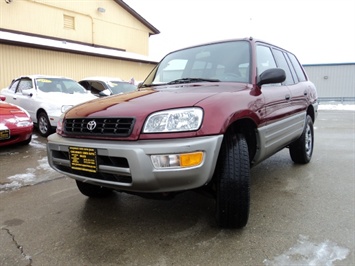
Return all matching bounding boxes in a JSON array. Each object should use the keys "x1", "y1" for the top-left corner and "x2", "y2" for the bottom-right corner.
[{"x1": 151, "y1": 151, "x2": 204, "y2": 169}]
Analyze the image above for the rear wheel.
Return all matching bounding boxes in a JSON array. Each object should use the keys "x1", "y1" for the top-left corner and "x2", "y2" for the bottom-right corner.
[
  {"x1": 37, "y1": 111, "x2": 52, "y2": 137},
  {"x1": 214, "y1": 131, "x2": 250, "y2": 229},
  {"x1": 289, "y1": 115, "x2": 314, "y2": 164},
  {"x1": 76, "y1": 180, "x2": 113, "y2": 198}
]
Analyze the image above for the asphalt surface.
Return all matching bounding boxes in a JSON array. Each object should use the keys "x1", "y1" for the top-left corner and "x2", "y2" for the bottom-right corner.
[{"x1": 0, "y1": 110, "x2": 354, "y2": 266}]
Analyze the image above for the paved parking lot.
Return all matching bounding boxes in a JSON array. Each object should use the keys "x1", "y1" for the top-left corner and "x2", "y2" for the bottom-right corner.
[{"x1": 0, "y1": 109, "x2": 354, "y2": 265}]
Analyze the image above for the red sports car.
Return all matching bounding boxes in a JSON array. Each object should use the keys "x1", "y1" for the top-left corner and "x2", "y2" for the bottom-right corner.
[{"x1": 0, "y1": 95, "x2": 33, "y2": 147}]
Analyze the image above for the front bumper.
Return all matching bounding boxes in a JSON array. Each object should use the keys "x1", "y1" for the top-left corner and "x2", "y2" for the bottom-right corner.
[
  {"x1": 47, "y1": 110, "x2": 62, "y2": 127},
  {"x1": 47, "y1": 133, "x2": 223, "y2": 193}
]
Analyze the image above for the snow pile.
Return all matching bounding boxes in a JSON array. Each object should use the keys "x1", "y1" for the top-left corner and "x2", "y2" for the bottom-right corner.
[{"x1": 318, "y1": 103, "x2": 355, "y2": 111}]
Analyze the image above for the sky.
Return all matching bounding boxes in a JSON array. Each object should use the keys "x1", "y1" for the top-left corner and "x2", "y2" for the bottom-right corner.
[{"x1": 124, "y1": 0, "x2": 355, "y2": 64}]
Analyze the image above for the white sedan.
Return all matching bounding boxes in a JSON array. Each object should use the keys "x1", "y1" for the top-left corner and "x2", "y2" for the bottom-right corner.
[{"x1": 1, "y1": 75, "x2": 96, "y2": 137}]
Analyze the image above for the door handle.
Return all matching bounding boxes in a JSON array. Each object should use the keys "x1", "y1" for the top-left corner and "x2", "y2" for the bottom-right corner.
[{"x1": 285, "y1": 94, "x2": 291, "y2": 100}]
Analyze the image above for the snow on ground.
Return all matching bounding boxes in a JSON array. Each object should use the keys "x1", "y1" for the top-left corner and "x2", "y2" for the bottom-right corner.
[
  {"x1": 0, "y1": 156, "x2": 60, "y2": 193},
  {"x1": 263, "y1": 235, "x2": 350, "y2": 266}
]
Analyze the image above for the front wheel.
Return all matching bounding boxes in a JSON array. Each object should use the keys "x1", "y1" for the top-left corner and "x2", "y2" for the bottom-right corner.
[
  {"x1": 289, "y1": 115, "x2": 314, "y2": 164},
  {"x1": 214, "y1": 131, "x2": 250, "y2": 229},
  {"x1": 76, "y1": 180, "x2": 114, "y2": 198},
  {"x1": 37, "y1": 111, "x2": 52, "y2": 137}
]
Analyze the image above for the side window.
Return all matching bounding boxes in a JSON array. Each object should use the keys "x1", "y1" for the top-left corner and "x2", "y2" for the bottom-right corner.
[
  {"x1": 284, "y1": 54, "x2": 298, "y2": 82},
  {"x1": 272, "y1": 49, "x2": 295, "y2": 85},
  {"x1": 287, "y1": 53, "x2": 307, "y2": 82},
  {"x1": 17, "y1": 79, "x2": 32, "y2": 93},
  {"x1": 256, "y1": 45, "x2": 277, "y2": 75},
  {"x1": 9, "y1": 80, "x2": 20, "y2": 92}
]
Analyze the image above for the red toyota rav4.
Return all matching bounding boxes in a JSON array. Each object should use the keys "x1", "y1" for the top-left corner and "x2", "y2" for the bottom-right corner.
[{"x1": 47, "y1": 37, "x2": 318, "y2": 228}]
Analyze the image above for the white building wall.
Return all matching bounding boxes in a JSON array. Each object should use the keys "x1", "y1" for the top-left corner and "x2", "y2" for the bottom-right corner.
[{"x1": 303, "y1": 63, "x2": 355, "y2": 102}]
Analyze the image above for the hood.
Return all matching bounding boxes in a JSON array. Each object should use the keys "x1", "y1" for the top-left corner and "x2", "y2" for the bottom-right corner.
[
  {"x1": 38, "y1": 92, "x2": 96, "y2": 105},
  {"x1": 0, "y1": 101, "x2": 28, "y2": 117},
  {"x1": 0, "y1": 102, "x2": 32, "y2": 129},
  {"x1": 65, "y1": 83, "x2": 247, "y2": 118}
]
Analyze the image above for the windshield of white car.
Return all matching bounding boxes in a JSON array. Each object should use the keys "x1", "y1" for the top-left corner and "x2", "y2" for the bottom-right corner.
[
  {"x1": 108, "y1": 81, "x2": 137, "y2": 94},
  {"x1": 141, "y1": 40, "x2": 251, "y2": 87},
  {"x1": 36, "y1": 78, "x2": 87, "y2": 94}
]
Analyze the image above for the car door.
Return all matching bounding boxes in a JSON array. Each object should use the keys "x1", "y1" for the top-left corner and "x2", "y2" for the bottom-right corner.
[
  {"x1": 13, "y1": 78, "x2": 37, "y2": 121},
  {"x1": 256, "y1": 44, "x2": 296, "y2": 157},
  {"x1": 2, "y1": 79, "x2": 20, "y2": 105},
  {"x1": 285, "y1": 52, "x2": 310, "y2": 112},
  {"x1": 257, "y1": 45, "x2": 293, "y2": 123}
]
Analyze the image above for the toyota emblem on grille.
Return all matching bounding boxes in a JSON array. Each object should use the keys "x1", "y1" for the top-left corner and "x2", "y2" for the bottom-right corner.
[{"x1": 87, "y1": 120, "x2": 97, "y2": 131}]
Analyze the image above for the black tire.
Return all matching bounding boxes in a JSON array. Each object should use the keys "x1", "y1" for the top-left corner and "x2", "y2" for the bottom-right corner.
[
  {"x1": 76, "y1": 180, "x2": 113, "y2": 198},
  {"x1": 214, "y1": 131, "x2": 250, "y2": 229},
  {"x1": 37, "y1": 111, "x2": 52, "y2": 137},
  {"x1": 289, "y1": 115, "x2": 314, "y2": 164}
]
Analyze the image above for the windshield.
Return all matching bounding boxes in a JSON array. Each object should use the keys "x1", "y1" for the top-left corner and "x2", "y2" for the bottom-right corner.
[
  {"x1": 143, "y1": 40, "x2": 251, "y2": 86},
  {"x1": 36, "y1": 78, "x2": 87, "y2": 94}
]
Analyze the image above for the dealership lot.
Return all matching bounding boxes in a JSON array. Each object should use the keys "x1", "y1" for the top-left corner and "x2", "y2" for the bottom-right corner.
[{"x1": 0, "y1": 109, "x2": 354, "y2": 265}]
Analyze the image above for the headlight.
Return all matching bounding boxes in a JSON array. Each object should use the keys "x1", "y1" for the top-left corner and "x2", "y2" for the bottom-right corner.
[
  {"x1": 56, "y1": 114, "x2": 65, "y2": 135},
  {"x1": 143, "y1": 107, "x2": 203, "y2": 133},
  {"x1": 16, "y1": 121, "x2": 33, "y2": 127},
  {"x1": 61, "y1": 105, "x2": 73, "y2": 113},
  {"x1": 14, "y1": 116, "x2": 33, "y2": 127}
]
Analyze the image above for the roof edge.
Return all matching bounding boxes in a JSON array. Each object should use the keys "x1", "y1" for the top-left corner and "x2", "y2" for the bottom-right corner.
[
  {"x1": 115, "y1": 0, "x2": 160, "y2": 36},
  {"x1": 303, "y1": 62, "x2": 355, "y2": 67},
  {"x1": 0, "y1": 29, "x2": 159, "y2": 64}
]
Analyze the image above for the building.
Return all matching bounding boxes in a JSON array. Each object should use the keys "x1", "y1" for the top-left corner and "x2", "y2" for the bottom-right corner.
[
  {"x1": 303, "y1": 63, "x2": 355, "y2": 102},
  {"x1": 0, "y1": 0, "x2": 160, "y2": 88}
]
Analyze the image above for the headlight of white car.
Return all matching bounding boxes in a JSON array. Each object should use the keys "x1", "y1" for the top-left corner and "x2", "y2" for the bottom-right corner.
[
  {"x1": 143, "y1": 107, "x2": 203, "y2": 133},
  {"x1": 56, "y1": 114, "x2": 65, "y2": 135},
  {"x1": 61, "y1": 105, "x2": 73, "y2": 113}
]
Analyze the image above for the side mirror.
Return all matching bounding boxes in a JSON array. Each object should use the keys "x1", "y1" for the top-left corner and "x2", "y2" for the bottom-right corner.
[
  {"x1": 98, "y1": 89, "x2": 111, "y2": 97},
  {"x1": 137, "y1": 82, "x2": 144, "y2": 89},
  {"x1": 257, "y1": 68, "x2": 286, "y2": 87},
  {"x1": 22, "y1": 88, "x2": 35, "y2": 97}
]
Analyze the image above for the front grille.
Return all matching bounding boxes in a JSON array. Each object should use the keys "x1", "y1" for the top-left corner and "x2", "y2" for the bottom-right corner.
[
  {"x1": 52, "y1": 150, "x2": 132, "y2": 184},
  {"x1": 64, "y1": 117, "x2": 135, "y2": 137}
]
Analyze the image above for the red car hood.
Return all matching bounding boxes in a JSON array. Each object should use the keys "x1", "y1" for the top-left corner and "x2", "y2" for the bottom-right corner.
[
  {"x1": 0, "y1": 101, "x2": 29, "y2": 118},
  {"x1": 65, "y1": 83, "x2": 246, "y2": 119}
]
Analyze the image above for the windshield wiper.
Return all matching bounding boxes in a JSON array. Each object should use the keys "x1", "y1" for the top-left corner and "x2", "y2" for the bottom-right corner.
[
  {"x1": 167, "y1": 78, "x2": 220, "y2": 85},
  {"x1": 139, "y1": 83, "x2": 166, "y2": 88},
  {"x1": 139, "y1": 78, "x2": 220, "y2": 88}
]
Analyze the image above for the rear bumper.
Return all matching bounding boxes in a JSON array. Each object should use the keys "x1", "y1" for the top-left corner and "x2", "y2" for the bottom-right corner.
[{"x1": 47, "y1": 133, "x2": 223, "y2": 193}]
